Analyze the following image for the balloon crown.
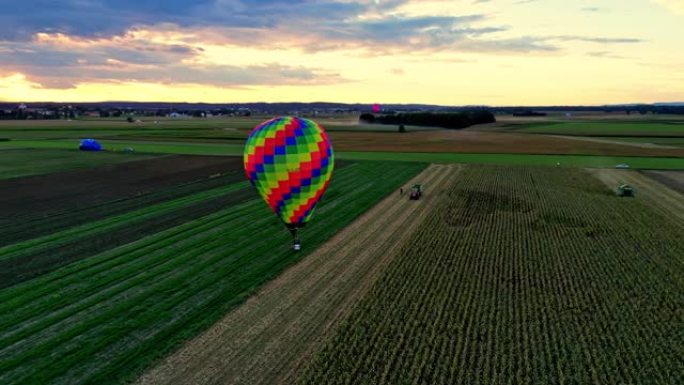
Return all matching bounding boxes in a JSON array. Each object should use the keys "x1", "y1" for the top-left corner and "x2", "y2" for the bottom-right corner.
[{"x1": 243, "y1": 116, "x2": 334, "y2": 229}]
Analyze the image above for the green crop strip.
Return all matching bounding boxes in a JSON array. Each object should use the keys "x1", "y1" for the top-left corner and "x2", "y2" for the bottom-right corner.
[
  {"x1": 0, "y1": 181, "x2": 249, "y2": 263},
  {"x1": 0, "y1": 172, "x2": 241, "y2": 246}
]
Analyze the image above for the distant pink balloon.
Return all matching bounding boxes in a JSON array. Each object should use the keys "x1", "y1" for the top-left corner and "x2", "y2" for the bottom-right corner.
[{"x1": 372, "y1": 104, "x2": 381, "y2": 113}]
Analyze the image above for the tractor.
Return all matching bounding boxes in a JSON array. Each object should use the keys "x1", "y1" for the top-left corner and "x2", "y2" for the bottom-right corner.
[{"x1": 409, "y1": 184, "x2": 424, "y2": 200}]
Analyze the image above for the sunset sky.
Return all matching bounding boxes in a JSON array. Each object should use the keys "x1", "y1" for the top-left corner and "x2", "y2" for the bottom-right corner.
[{"x1": 0, "y1": 0, "x2": 682, "y2": 105}]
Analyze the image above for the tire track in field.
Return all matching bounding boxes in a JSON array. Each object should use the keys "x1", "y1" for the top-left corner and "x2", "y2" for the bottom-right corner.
[
  {"x1": 551, "y1": 135, "x2": 680, "y2": 150},
  {"x1": 135, "y1": 164, "x2": 460, "y2": 385},
  {"x1": 588, "y1": 168, "x2": 684, "y2": 224}
]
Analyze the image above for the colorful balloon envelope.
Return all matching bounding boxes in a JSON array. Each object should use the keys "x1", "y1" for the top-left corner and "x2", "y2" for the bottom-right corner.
[{"x1": 244, "y1": 116, "x2": 334, "y2": 249}]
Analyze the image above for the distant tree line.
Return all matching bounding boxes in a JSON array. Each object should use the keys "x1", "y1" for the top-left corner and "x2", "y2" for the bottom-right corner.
[
  {"x1": 0, "y1": 107, "x2": 65, "y2": 120},
  {"x1": 512, "y1": 110, "x2": 547, "y2": 117},
  {"x1": 495, "y1": 105, "x2": 684, "y2": 115},
  {"x1": 359, "y1": 110, "x2": 496, "y2": 129},
  {"x1": 2, "y1": 101, "x2": 684, "y2": 121},
  {"x1": 0, "y1": 106, "x2": 253, "y2": 120}
]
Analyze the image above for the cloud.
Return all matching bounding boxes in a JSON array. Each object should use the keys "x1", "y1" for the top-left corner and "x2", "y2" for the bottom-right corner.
[
  {"x1": 650, "y1": 0, "x2": 684, "y2": 15},
  {"x1": 0, "y1": 0, "x2": 653, "y2": 93},
  {"x1": 316, "y1": 14, "x2": 502, "y2": 49},
  {"x1": 0, "y1": 31, "x2": 345, "y2": 88},
  {"x1": 181, "y1": 13, "x2": 555, "y2": 54},
  {"x1": 588, "y1": 51, "x2": 628, "y2": 59},
  {"x1": 0, "y1": 1, "x2": 392, "y2": 40},
  {"x1": 549, "y1": 36, "x2": 644, "y2": 44},
  {"x1": 2, "y1": 2, "x2": 558, "y2": 90},
  {"x1": 0, "y1": 1, "x2": 569, "y2": 53},
  {"x1": 0, "y1": 0, "x2": 211, "y2": 40},
  {"x1": 0, "y1": 1, "x2": 642, "y2": 56},
  {"x1": 0, "y1": 1, "x2": 555, "y2": 55}
]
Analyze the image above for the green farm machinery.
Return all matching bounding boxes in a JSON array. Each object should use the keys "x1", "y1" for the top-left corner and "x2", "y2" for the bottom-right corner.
[{"x1": 616, "y1": 184, "x2": 635, "y2": 197}]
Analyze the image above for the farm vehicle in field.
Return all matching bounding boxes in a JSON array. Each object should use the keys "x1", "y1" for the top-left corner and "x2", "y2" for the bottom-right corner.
[
  {"x1": 616, "y1": 184, "x2": 635, "y2": 197},
  {"x1": 410, "y1": 184, "x2": 424, "y2": 200}
]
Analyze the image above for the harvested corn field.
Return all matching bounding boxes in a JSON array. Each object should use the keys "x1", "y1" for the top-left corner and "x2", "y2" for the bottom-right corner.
[{"x1": 298, "y1": 166, "x2": 684, "y2": 385}]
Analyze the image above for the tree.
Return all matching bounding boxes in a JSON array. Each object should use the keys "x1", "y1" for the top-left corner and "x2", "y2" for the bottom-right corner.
[{"x1": 359, "y1": 113, "x2": 375, "y2": 123}]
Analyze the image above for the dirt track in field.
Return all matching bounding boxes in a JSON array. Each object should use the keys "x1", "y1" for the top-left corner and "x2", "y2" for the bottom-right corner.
[
  {"x1": 589, "y1": 168, "x2": 684, "y2": 223},
  {"x1": 136, "y1": 164, "x2": 461, "y2": 385},
  {"x1": 551, "y1": 135, "x2": 680, "y2": 149},
  {"x1": 643, "y1": 170, "x2": 684, "y2": 195}
]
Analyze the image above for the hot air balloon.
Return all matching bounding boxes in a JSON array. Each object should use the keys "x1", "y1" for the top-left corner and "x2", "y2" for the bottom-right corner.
[{"x1": 244, "y1": 116, "x2": 334, "y2": 250}]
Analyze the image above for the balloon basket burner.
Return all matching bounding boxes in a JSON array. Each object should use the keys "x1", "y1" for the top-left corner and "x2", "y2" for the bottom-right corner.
[{"x1": 290, "y1": 228, "x2": 301, "y2": 251}]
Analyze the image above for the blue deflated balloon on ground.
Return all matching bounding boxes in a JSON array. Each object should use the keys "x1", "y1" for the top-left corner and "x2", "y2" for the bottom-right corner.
[{"x1": 79, "y1": 138, "x2": 102, "y2": 151}]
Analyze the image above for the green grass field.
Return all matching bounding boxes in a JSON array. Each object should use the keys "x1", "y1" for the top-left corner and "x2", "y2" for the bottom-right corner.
[
  {"x1": 0, "y1": 117, "x2": 258, "y2": 131},
  {"x1": 0, "y1": 160, "x2": 426, "y2": 385},
  {"x1": 299, "y1": 165, "x2": 684, "y2": 385},
  {"x1": 511, "y1": 121, "x2": 684, "y2": 136},
  {"x1": 0, "y1": 118, "x2": 249, "y2": 141},
  {"x1": 0, "y1": 139, "x2": 243, "y2": 156},
  {"x1": 0, "y1": 148, "x2": 157, "y2": 179}
]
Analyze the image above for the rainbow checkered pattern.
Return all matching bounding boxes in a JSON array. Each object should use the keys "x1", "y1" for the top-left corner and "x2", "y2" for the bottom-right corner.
[{"x1": 244, "y1": 116, "x2": 334, "y2": 228}]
